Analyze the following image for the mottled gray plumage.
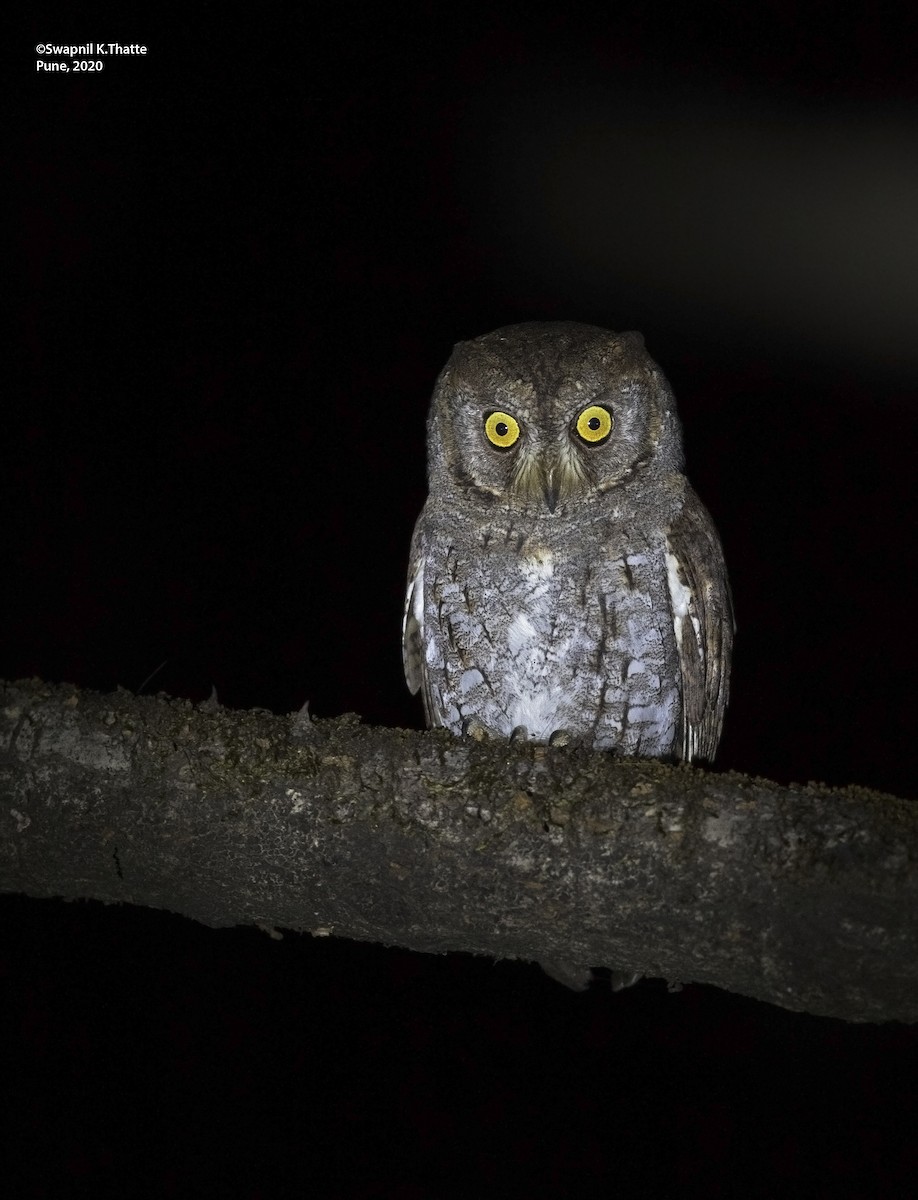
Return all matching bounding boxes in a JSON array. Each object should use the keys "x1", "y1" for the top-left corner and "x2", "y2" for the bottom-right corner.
[{"x1": 403, "y1": 321, "x2": 733, "y2": 763}]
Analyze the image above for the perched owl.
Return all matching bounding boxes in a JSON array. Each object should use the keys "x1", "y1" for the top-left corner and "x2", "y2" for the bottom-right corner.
[{"x1": 403, "y1": 322, "x2": 733, "y2": 763}]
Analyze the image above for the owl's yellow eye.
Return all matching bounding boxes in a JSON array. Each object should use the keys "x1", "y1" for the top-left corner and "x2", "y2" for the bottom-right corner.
[
  {"x1": 575, "y1": 404, "x2": 613, "y2": 444},
  {"x1": 484, "y1": 411, "x2": 521, "y2": 449}
]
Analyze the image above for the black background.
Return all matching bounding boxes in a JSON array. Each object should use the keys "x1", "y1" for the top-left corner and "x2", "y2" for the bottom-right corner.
[{"x1": 6, "y1": 6, "x2": 918, "y2": 1195}]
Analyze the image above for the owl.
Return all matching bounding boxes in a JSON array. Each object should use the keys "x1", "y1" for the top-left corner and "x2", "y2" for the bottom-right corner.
[{"x1": 402, "y1": 322, "x2": 733, "y2": 763}]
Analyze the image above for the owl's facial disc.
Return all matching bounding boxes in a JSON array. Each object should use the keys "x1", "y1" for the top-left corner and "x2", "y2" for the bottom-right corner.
[
  {"x1": 504, "y1": 402, "x2": 614, "y2": 512},
  {"x1": 478, "y1": 399, "x2": 621, "y2": 511}
]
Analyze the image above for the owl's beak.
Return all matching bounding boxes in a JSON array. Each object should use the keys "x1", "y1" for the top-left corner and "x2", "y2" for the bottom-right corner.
[
  {"x1": 512, "y1": 450, "x2": 583, "y2": 511},
  {"x1": 542, "y1": 468, "x2": 560, "y2": 513}
]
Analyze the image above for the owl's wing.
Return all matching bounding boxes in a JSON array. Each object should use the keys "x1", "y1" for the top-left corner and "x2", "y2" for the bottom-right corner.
[
  {"x1": 665, "y1": 487, "x2": 734, "y2": 763},
  {"x1": 402, "y1": 518, "x2": 439, "y2": 724}
]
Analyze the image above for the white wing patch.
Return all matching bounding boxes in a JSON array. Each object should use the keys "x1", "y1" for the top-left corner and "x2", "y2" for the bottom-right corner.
[
  {"x1": 665, "y1": 550, "x2": 693, "y2": 655},
  {"x1": 410, "y1": 561, "x2": 425, "y2": 631},
  {"x1": 665, "y1": 545, "x2": 703, "y2": 762},
  {"x1": 401, "y1": 554, "x2": 426, "y2": 697}
]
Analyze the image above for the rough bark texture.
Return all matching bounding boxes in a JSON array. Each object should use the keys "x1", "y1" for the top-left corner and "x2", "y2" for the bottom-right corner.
[{"x1": 1, "y1": 677, "x2": 915, "y2": 1022}]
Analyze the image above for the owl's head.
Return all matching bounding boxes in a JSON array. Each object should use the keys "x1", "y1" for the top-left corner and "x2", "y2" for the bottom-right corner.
[{"x1": 427, "y1": 322, "x2": 685, "y2": 513}]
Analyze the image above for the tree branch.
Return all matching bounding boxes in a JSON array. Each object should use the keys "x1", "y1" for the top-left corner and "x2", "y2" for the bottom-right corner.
[{"x1": 1, "y1": 678, "x2": 915, "y2": 1022}]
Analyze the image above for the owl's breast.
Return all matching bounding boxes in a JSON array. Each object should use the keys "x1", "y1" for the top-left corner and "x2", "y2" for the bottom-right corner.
[{"x1": 423, "y1": 521, "x2": 682, "y2": 753}]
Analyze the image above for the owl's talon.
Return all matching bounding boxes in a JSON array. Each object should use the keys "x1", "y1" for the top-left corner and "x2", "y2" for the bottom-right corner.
[
  {"x1": 509, "y1": 725, "x2": 530, "y2": 743},
  {"x1": 548, "y1": 729, "x2": 572, "y2": 747},
  {"x1": 461, "y1": 717, "x2": 489, "y2": 741}
]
